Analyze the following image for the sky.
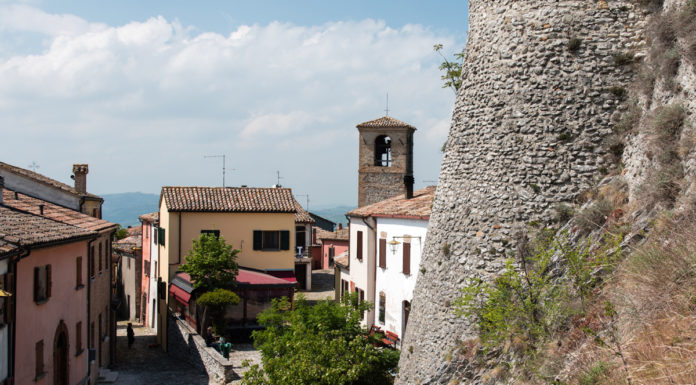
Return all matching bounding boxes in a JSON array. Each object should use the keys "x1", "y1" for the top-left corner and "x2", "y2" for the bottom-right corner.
[{"x1": 0, "y1": 0, "x2": 469, "y2": 207}]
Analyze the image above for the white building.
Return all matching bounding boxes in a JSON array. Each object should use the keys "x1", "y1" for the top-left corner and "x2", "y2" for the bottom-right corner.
[{"x1": 346, "y1": 186, "x2": 435, "y2": 340}]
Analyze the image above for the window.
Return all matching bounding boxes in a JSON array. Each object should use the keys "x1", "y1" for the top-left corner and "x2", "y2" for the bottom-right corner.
[
  {"x1": 374, "y1": 135, "x2": 392, "y2": 167},
  {"x1": 403, "y1": 242, "x2": 411, "y2": 275},
  {"x1": 253, "y1": 230, "x2": 290, "y2": 251},
  {"x1": 295, "y1": 225, "x2": 306, "y2": 250},
  {"x1": 201, "y1": 229, "x2": 220, "y2": 238},
  {"x1": 144, "y1": 224, "x2": 148, "y2": 239},
  {"x1": 358, "y1": 288, "x2": 365, "y2": 320},
  {"x1": 76, "y1": 256, "x2": 83, "y2": 289},
  {"x1": 379, "y1": 292, "x2": 386, "y2": 324},
  {"x1": 98, "y1": 242, "x2": 103, "y2": 272},
  {"x1": 106, "y1": 240, "x2": 111, "y2": 270},
  {"x1": 328, "y1": 246, "x2": 335, "y2": 266},
  {"x1": 158, "y1": 228, "x2": 166, "y2": 246},
  {"x1": 144, "y1": 260, "x2": 150, "y2": 277},
  {"x1": 153, "y1": 227, "x2": 158, "y2": 245},
  {"x1": 33, "y1": 265, "x2": 51, "y2": 303},
  {"x1": 127, "y1": 257, "x2": 131, "y2": 269},
  {"x1": 90, "y1": 322, "x2": 95, "y2": 348},
  {"x1": 76, "y1": 322, "x2": 83, "y2": 355},
  {"x1": 154, "y1": 261, "x2": 158, "y2": 279},
  {"x1": 90, "y1": 246, "x2": 95, "y2": 279},
  {"x1": 379, "y1": 238, "x2": 387, "y2": 268},
  {"x1": 340, "y1": 279, "x2": 347, "y2": 300},
  {"x1": 356, "y1": 231, "x2": 363, "y2": 261},
  {"x1": 98, "y1": 313, "x2": 102, "y2": 343},
  {"x1": 35, "y1": 340, "x2": 44, "y2": 379}
]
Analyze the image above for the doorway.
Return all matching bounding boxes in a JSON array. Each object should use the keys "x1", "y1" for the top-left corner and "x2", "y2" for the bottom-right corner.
[{"x1": 53, "y1": 321, "x2": 69, "y2": 385}]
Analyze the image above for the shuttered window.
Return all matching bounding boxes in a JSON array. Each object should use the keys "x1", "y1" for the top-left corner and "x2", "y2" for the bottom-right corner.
[
  {"x1": 379, "y1": 238, "x2": 387, "y2": 268},
  {"x1": 76, "y1": 322, "x2": 83, "y2": 354},
  {"x1": 33, "y1": 265, "x2": 51, "y2": 303},
  {"x1": 356, "y1": 231, "x2": 363, "y2": 261},
  {"x1": 253, "y1": 230, "x2": 290, "y2": 250},
  {"x1": 379, "y1": 292, "x2": 386, "y2": 324},
  {"x1": 158, "y1": 228, "x2": 166, "y2": 246},
  {"x1": 35, "y1": 340, "x2": 44, "y2": 378},
  {"x1": 201, "y1": 230, "x2": 220, "y2": 238},
  {"x1": 403, "y1": 242, "x2": 411, "y2": 275},
  {"x1": 90, "y1": 246, "x2": 95, "y2": 279},
  {"x1": 76, "y1": 256, "x2": 83, "y2": 288},
  {"x1": 98, "y1": 242, "x2": 103, "y2": 272}
]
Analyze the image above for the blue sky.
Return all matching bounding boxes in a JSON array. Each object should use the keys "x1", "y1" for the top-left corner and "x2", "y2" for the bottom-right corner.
[{"x1": 0, "y1": 0, "x2": 469, "y2": 207}]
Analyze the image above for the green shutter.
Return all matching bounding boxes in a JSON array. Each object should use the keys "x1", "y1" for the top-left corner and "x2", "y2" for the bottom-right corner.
[
  {"x1": 280, "y1": 230, "x2": 290, "y2": 250},
  {"x1": 253, "y1": 231, "x2": 262, "y2": 250},
  {"x1": 158, "y1": 228, "x2": 166, "y2": 246}
]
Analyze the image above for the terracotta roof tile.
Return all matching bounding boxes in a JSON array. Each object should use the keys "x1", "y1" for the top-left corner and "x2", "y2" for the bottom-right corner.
[
  {"x1": 138, "y1": 212, "x2": 159, "y2": 223},
  {"x1": 0, "y1": 161, "x2": 101, "y2": 199},
  {"x1": 0, "y1": 206, "x2": 95, "y2": 248},
  {"x1": 162, "y1": 186, "x2": 297, "y2": 213},
  {"x1": 334, "y1": 251, "x2": 349, "y2": 268},
  {"x1": 294, "y1": 200, "x2": 315, "y2": 224},
  {"x1": 114, "y1": 234, "x2": 142, "y2": 252},
  {"x1": 348, "y1": 186, "x2": 436, "y2": 219},
  {"x1": 2, "y1": 189, "x2": 116, "y2": 232},
  {"x1": 314, "y1": 226, "x2": 349, "y2": 241},
  {"x1": 356, "y1": 116, "x2": 416, "y2": 130}
]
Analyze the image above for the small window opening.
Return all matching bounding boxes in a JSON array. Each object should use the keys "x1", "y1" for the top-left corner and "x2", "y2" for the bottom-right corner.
[{"x1": 374, "y1": 135, "x2": 392, "y2": 167}]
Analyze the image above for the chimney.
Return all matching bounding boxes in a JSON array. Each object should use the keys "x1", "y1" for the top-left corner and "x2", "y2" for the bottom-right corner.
[
  {"x1": 404, "y1": 175, "x2": 414, "y2": 199},
  {"x1": 39, "y1": 204, "x2": 44, "y2": 215},
  {"x1": 72, "y1": 164, "x2": 89, "y2": 194},
  {"x1": 0, "y1": 176, "x2": 4, "y2": 205},
  {"x1": 337, "y1": 223, "x2": 343, "y2": 231}
]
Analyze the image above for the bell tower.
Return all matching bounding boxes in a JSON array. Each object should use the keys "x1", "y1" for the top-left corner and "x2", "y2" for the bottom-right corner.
[{"x1": 356, "y1": 116, "x2": 415, "y2": 207}]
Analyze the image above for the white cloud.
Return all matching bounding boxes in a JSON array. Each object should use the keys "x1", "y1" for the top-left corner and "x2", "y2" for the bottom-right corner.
[{"x1": 0, "y1": 5, "x2": 463, "y2": 205}]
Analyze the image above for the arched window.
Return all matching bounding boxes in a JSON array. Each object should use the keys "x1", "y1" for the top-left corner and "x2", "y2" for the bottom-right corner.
[{"x1": 374, "y1": 135, "x2": 392, "y2": 167}]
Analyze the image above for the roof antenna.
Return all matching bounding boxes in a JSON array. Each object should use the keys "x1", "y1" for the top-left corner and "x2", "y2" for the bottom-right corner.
[
  {"x1": 28, "y1": 161, "x2": 39, "y2": 172},
  {"x1": 204, "y1": 154, "x2": 233, "y2": 187},
  {"x1": 385, "y1": 92, "x2": 389, "y2": 116},
  {"x1": 275, "y1": 170, "x2": 284, "y2": 187}
]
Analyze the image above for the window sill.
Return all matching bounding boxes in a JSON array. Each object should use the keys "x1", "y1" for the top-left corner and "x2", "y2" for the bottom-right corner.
[
  {"x1": 75, "y1": 348, "x2": 84, "y2": 357},
  {"x1": 75, "y1": 284, "x2": 85, "y2": 290},
  {"x1": 34, "y1": 298, "x2": 48, "y2": 305},
  {"x1": 34, "y1": 371, "x2": 47, "y2": 381}
]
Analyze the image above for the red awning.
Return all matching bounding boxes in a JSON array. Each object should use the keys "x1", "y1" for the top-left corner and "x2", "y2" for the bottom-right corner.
[
  {"x1": 169, "y1": 284, "x2": 191, "y2": 305},
  {"x1": 266, "y1": 270, "x2": 297, "y2": 283}
]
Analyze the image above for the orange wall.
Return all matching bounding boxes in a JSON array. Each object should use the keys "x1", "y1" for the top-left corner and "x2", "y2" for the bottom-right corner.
[{"x1": 15, "y1": 241, "x2": 88, "y2": 385}]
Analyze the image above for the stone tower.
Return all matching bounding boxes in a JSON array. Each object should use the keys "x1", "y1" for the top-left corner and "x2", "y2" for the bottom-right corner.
[
  {"x1": 396, "y1": 1, "x2": 647, "y2": 383},
  {"x1": 357, "y1": 116, "x2": 415, "y2": 207}
]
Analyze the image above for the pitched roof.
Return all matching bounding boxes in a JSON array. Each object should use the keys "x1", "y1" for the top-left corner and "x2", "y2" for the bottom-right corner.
[
  {"x1": 0, "y1": 161, "x2": 101, "y2": 200},
  {"x1": 347, "y1": 186, "x2": 436, "y2": 219},
  {"x1": 2, "y1": 189, "x2": 116, "y2": 232},
  {"x1": 0, "y1": 206, "x2": 95, "y2": 249},
  {"x1": 114, "y1": 234, "x2": 142, "y2": 252},
  {"x1": 356, "y1": 116, "x2": 416, "y2": 130},
  {"x1": 314, "y1": 226, "x2": 349, "y2": 241},
  {"x1": 161, "y1": 187, "x2": 298, "y2": 213},
  {"x1": 139, "y1": 212, "x2": 159, "y2": 223},
  {"x1": 334, "y1": 251, "x2": 349, "y2": 268},
  {"x1": 294, "y1": 200, "x2": 315, "y2": 224}
]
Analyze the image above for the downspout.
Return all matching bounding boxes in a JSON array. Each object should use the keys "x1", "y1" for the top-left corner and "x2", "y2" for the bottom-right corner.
[
  {"x1": 177, "y1": 212, "x2": 182, "y2": 265},
  {"x1": 86, "y1": 237, "x2": 96, "y2": 378},
  {"x1": 9, "y1": 246, "x2": 30, "y2": 385}
]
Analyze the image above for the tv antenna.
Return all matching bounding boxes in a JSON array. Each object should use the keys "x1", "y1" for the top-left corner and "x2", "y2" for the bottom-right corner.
[
  {"x1": 275, "y1": 170, "x2": 283, "y2": 186},
  {"x1": 28, "y1": 161, "x2": 39, "y2": 172},
  {"x1": 385, "y1": 92, "x2": 389, "y2": 116},
  {"x1": 204, "y1": 154, "x2": 233, "y2": 187}
]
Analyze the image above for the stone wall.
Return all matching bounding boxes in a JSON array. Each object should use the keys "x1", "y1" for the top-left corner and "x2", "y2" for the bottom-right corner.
[
  {"x1": 167, "y1": 315, "x2": 238, "y2": 384},
  {"x1": 396, "y1": 1, "x2": 648, "y2": 383}
]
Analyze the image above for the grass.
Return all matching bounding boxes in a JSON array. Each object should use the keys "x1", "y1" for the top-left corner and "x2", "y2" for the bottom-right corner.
[{"x1": 576, "y1": 199, "x2": 613, "y2": 234}]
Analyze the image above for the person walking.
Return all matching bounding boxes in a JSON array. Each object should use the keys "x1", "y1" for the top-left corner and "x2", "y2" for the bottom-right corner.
[{"x1": 127, "y1": 323, "x2": 135, "y2": 349}]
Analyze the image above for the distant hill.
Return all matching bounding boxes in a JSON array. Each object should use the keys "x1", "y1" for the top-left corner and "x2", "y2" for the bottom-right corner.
[
  {"x1": 311, "y1": 206, "x2": 355, "y2": 228},
  {"x1": 101, "y1": 192, "x2": 159, "y2": 227}
]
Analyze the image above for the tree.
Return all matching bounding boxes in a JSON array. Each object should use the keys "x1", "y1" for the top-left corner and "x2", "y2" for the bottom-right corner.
[
  {"x1": 433, "y1": 43, "x2": 465, "y2": 93},
  {"x1": 114, "y1": 225, "x2": 129, "y2": 240},
  {"x1": 180, "y1": 233, "x2": 240, "y2": 335},
  {"x1": 180, "y1": 233, "x2": 239, "y2": 292},
  {"x1": 242, "y1": 294, "x2": 400, "y2": 385}
]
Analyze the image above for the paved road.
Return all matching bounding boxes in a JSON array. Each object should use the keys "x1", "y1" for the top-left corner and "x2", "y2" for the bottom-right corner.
[
  {"x1": 300, "y1": 268, "x2": 335, "y2": 303},
  {"x1": 112, "y1": 322, "x2": 210, "y2": 385}
]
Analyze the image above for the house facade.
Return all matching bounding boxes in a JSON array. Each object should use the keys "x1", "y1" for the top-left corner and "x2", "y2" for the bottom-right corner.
[
  {"x1": 347, "y1": 186, "x2": 435, "y2": 340},
  {"x1": 114, "y1": 233, "x2": 142, "y2": 321},
  {"x1": 1, "y1": 172, "x2": 117, "y2": 383},
  {"x1": 139, "y1": 212, "x2": 159, "y2": 330},
  {"x1": 312, "y1": 225, "x2": 349, "y2": 270},
  {"x1": 156, "y1": 186, "x2": 299, "y2": 351},
  {"x1": 0, "y1": 198, "x2": 97, "y2": 385}
]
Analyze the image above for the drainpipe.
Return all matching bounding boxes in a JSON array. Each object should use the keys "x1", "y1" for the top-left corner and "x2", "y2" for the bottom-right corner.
[
  {"x1": 86, "y1": 237, "x2": 96, "y2": 378},
  {"x1": 9, "y1": 246, "x2": 30, "y2": 385},
  {"x1": 177, "y1": 212, "x2": 182, "y2": 265}
]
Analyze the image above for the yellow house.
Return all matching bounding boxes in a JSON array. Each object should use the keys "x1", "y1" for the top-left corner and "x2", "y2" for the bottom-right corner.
[{"x1": 156, "y1": 186, "x2": 298, "y2": 350}]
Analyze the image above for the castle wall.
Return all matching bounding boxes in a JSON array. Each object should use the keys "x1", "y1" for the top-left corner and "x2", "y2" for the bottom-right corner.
[{"x1": 396, "y1": 1, "x2": 648, "y2": 383}]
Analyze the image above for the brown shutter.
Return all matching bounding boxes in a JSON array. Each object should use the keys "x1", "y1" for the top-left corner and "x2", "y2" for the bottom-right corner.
[
  {"x1": 357, "y1": 231, "x2": 363, "y2": 260},
  {"x1": 33, "y1": 267, "x2": 39, "y2": 302},
  {"x1": 35, "y1": 340, "x2": 44, "y2": 376},
  {"x1": 6, "y1": 272, "x2": 14, "y2": 320},
  {"x1": 403, "y1": 243, "x2": 411, "y2": 275},
  {"x1": 76, "y1": 322, "x2": 82, "y2": 352},
  {"x1": 379, "y1": 238, "x2": 386, "y2": 268},
  {"x1": 46, "y1": 265, "x2": 52, "y2": 299},
  {"x1": 76, "y1": 256, "x2": 83, "y2": 287}
]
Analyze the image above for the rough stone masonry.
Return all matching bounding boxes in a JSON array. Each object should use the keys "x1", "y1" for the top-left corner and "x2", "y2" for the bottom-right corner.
[{"x1": 396, "y1": 1, "x2": 648, "y2": 383}]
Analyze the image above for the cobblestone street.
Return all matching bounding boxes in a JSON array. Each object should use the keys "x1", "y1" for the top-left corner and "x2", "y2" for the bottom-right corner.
[{"x1": 299, "y1": 268, "x2": 335, "y2": 303}]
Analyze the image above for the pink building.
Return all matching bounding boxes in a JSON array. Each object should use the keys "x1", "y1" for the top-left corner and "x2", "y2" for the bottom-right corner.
[
  {"x1": 312, "y1": 225, "x2": 349, "y2": 270},
  {"x1": 0, "y1": 204, "x2": 96, "y2": 385},
  {"x1": 138, "y1": 212, "x2": 159, "y2": 330}
]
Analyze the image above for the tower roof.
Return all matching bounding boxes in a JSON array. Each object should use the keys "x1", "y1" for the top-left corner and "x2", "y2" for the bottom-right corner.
[{"x1": 356, "y1": 116, "x2": 416, "y2": 130}]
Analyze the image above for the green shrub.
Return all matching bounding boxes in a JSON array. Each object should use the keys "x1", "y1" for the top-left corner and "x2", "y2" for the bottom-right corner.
[
  {"x1": 529, "y1": 183, "x2": 541, "y2": 194},
  {"x1": 576, "y1": 199, "x2": 613, "y2": 234},
  {"x1": 198, "y1": 288, "x2": 241, "y2": 334},
  {"x1": 554, "y1": 203, "x2": 574, "y2": 223},
  {"x1": 568, "y1": 38, "x2": 582, "y2": 52},
  {"x1": 578, "y1": 361, "x2": 609, "y2": 385},
  {"x1": 613, "y1": 104, "x2": 641, "y2": 134},
  {"x1": 608, "y1": 86, "x2": 627, "y2": 100},
  {"x1": 613, "y1": 52, "x2": 634, "y2": 66},
  {"x1": 557, "y1": 132, "x2": 571, "y2": 142}
]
